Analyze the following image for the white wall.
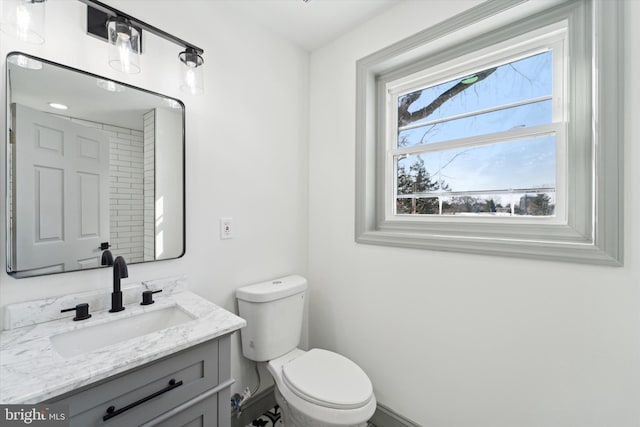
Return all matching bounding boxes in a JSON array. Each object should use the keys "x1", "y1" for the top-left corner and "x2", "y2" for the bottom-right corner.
[
  {"x1": 308, "y1": 1, "x2": 640, "y2": 426},
  {"x1": 0, "y1": 0, "x2": 309, "y2": 397}
]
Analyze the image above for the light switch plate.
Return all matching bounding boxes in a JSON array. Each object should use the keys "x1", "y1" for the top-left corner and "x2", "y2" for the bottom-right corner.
[{"x1": 220, "y1": 218, "x2": 233, "y2": 240}]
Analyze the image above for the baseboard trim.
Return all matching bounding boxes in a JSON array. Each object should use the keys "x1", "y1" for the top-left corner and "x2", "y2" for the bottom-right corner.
[
  {"x1": 231, "y1": 385, "x2": 277, "y2": 427},
  {"x1": 370, "y1": 402, "x2": 421, "y2": 427},
  {"x1": 230, "y1": 387, "x2": 420, "y2": 427}
]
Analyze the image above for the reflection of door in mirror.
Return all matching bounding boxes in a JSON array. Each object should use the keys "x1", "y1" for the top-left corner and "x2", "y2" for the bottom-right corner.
[{"x1": 10, "y1": 103, "x2": 110, "y2": 275}]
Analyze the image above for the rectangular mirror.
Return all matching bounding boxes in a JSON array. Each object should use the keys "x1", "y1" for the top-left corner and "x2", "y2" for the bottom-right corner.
[{"x1": 6, "y1": 52, "x2": 185, "y2": 278}]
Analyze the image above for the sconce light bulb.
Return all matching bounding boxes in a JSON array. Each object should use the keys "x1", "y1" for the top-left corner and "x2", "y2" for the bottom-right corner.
[
  {"x1": 116, "y1": 35, "x2": 132, "y2": 73},
  {"x1": 113, "y1": 19, "x2": 132, "y2": 40},
  {"x1": 185, "y1": 69, "x2": 196, "y2": 87}
]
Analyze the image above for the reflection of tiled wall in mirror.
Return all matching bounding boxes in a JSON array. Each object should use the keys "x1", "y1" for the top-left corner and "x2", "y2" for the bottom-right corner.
[{"x1": 104, "y1": 122, "x2": 146, "y2": 263}]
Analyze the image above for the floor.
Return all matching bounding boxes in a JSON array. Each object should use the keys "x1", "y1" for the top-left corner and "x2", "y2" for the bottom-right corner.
[
  {"x1": 246, "y1": 406, "x2": 376, "y2": 427},
  {"x1": 246, "y1": 406, "x2": 283, "y2": 426}
]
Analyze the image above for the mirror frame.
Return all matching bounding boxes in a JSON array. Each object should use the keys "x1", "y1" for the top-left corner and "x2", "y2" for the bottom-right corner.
[{"x1": 5, "y1": 52, "x2": 186, "y2": 278}]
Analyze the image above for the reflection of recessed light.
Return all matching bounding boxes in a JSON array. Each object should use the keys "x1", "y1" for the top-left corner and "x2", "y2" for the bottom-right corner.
[
  {"x1": 48, "y1": 103, "x2": 68, "y2": 110},
  {"x1": 8, "y1": 54, "x2": 43, "y2": 70},
  {"x1": 96, "y1": 79, "x2": 125, "y2": 92}
]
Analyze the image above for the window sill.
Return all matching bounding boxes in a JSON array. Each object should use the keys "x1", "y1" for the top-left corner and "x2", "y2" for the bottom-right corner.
[{"x1": 356, "y1": 228, "x2": 621, "y2": 266}]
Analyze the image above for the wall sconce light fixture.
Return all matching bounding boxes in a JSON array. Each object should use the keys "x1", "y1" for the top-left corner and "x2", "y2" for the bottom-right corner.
[
  {"x1": 107, "y1": 16, "x2": 140, "y2": 74},
  {"x1": 179, "y1": 47, "x2": 204, "y2": 95},
  {"x1": 80, "y1": 0, "x2": 205, "y2": 94},
  {"x1": 0, "y1": 0, "x2": 47, "y2": 44}
]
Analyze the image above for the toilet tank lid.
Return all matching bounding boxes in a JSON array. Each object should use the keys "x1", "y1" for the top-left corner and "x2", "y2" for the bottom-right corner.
[{"x1": 236, "y1": 275, "x2": 307, "y2": 303}]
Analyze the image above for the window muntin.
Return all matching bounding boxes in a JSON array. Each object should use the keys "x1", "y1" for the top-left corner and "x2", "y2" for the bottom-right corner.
[
  {"x1": 386, "y1": 33, "x2": 565, "y2": 221},
  {"x1": 395, "y1": 135, "x2": 557, "y2": 216},
  {"x1": 397, "y1": 99, "x2": 552, "y2": 148},
  {"x1": 397, "y1": 50, "x2": 553, "y2": 137},
  {"x1": 396, "y1": 193, "x2": 556, "y2": 216}
]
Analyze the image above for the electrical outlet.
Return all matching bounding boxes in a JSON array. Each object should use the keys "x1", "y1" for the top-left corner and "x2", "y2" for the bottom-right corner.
[{"x1": 220, "y1": 218, "x2": 233, "y2": 239}]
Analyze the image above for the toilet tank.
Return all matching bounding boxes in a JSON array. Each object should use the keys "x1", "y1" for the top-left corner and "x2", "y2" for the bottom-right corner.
[{"x1": 236, "y1": 275, "x2": 307, "y2": 362}]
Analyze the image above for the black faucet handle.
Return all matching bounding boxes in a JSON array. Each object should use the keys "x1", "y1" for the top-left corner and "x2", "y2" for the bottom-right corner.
[
  {"x1": 61, "y1": 303, "x2": 92, "y2": 321},
  {"x1": 141, "y1": 290, "x2": 163, "y2": 306}
]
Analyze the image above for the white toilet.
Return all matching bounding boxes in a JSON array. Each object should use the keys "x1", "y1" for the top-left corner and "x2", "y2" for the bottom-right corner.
[{"x1": 236, "y1": 275, "x2": 376, "y2": 427}]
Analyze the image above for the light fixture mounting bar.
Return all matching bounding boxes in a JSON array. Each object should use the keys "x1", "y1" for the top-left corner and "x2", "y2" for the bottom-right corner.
[{"x1": 78, "y1": 0, "x2": 203, "y2": 54}]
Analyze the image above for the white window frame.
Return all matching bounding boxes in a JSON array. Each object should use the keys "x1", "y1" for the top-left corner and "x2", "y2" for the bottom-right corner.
[
  {"x1": 386, "y1": 25, "x2": 567, "y2": 224},
  {"x1": 355, "y1": 0, "x2": 624, "y2": 265}
]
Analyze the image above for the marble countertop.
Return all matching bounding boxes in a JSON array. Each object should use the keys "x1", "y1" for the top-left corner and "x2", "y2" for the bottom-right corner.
[{"x1": 0, "y1": 288, "x2": 246, "y2": 403}]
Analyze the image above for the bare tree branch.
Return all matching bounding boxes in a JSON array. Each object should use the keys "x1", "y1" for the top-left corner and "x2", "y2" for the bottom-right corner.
[
  {"x1": 508, "y1": 63, "x2": 533, "y2": 85},
  {"x1": 398, "y1": 67, "x2": 497, "y2": 127},
  {"x1": 431, "y1": 149, "x2": 472, "y2": 177}
]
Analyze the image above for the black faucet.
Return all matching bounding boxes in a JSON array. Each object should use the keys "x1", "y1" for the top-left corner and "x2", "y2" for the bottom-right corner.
[
  {"x1": 101, "y1": 249, "x2": 114, "y2": 266},
  {"x1": 110, "y1": 256, "x2": 128, "y2": 313}
]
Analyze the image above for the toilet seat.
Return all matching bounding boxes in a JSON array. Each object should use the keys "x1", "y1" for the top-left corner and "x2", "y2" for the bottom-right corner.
[
  {"x1": 282, "y1": 349, "x2": 373, "y2": 409},
  {"x1": 268, "y1": 348, "x2": 377, "y2": 425}
]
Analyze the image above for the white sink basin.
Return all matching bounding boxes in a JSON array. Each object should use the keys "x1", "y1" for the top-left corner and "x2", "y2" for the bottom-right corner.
[{"x1": 50, "y1": 306, "x2": 196, "y2": 358}]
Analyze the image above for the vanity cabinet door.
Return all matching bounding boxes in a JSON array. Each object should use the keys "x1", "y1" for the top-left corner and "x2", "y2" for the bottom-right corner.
[
  {"x1": 45, "y1": 337, "x2": 230, "y2": 427},
  {"x1": 143, "y1": 393, "x2": 218, "y2": 427}
]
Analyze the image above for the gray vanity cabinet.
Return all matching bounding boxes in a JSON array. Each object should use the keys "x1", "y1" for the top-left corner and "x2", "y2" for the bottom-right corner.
[{"x1": 44, "y1": 335, "x2": 232, "y2": 427}]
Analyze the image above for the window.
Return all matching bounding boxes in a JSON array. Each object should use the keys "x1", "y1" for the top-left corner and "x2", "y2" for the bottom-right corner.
[
  {"x1": 355, "y1": 0, "x2": 623, "y2": 265},
  {"x1": 390, "y1": 30, "x2": 564, "y2": 220}
]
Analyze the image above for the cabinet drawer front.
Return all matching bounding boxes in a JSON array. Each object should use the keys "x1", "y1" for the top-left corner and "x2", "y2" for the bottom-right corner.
[
  {"x1": 149, "y1": 393, "x2": 218, "y2": 427},
  {"x1": 48, "y1": 337, "x2": 229, "y2": 427}
]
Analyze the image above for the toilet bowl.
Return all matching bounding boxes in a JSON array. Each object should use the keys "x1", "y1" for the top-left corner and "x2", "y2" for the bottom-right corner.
[{"x1": 236, "y1": 275, "x2": 376, "y2": 427}]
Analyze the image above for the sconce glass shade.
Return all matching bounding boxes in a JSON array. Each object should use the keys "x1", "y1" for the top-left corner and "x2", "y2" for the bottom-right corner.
[
  {"x1": 0, "y1": 0, "x2": 47, "y2": 44},
  {"x1": 179, "y1": 48, "x2": 204, "y2": 95},
  {"x1": 107, "y1": 17, "x2": 140, "y2": 74}
]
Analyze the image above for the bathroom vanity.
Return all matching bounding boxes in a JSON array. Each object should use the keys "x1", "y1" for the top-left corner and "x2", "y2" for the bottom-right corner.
[
  {"x1": 46, "y1": 336, "x2": 231, "y2": 427},
  {"x1": 1, "y1": 52, "x2": 245, "y2": 425},
  {"x1": 0, "y1": 280, "x2": 246, "y2": 427}
]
